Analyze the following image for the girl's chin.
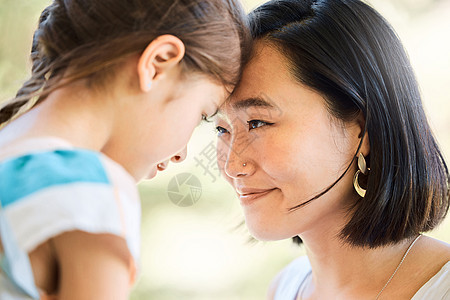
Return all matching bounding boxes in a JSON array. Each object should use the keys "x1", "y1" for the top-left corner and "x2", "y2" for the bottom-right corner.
[{"x1": 145, "y1": 166, "x2": 158, "y2": 180}]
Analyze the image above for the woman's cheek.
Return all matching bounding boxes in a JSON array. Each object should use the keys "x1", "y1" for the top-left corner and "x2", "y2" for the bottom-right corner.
[{"x1": 216, "y1": 140, "x2": 228, "y2": 175}]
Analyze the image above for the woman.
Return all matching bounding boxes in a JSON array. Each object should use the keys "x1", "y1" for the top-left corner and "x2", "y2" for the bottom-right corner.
[
  {"x1": 0, "y1": 0, "x2": 249, "y2": 298},
  {"x1": 216, "y1": 0, "x2": 449, "y2": 298}
]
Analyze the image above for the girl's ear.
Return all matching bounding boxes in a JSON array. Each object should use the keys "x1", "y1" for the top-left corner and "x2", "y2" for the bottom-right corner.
[{"x1": 137, "y1": 35, "x2": 185, "y2": 92}]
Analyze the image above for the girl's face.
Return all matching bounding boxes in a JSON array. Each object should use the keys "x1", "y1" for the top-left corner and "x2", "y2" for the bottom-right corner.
[
  {"x1": 130, "y1": 75, "x2": 228, "y2": 181},
  {"x1": 216, "y1": 43, "x2": 364, "y2": 241},
  {"x1": 142, "y1": 76, "x2": 228, "y2": 180},
  {"x1": 106, "y1": 53, "x2": 229, "y2": 181}
]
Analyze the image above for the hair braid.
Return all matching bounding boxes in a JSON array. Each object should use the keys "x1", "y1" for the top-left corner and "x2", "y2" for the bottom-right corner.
[{"x1": 0, "y1": 4, "x2": 56, "y2": 126}]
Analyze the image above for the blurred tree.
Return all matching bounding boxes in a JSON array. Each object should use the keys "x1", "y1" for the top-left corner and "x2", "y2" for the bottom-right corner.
[{"x1": 0, "y1": 0, "x2": 50, "y2": 101}]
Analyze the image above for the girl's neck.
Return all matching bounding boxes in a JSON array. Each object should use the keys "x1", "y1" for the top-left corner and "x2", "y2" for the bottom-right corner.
[{"x1": 0, "y1": 82, "x2": 115, "y2": 152}]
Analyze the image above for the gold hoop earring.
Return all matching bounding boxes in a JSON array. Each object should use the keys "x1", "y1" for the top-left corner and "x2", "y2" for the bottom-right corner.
[
  {"x1": 353, "y1": 170, "x2": 366, "y2": 197},
  {"x1": 353, "y1": 153, "x2": 369, "y2": 197}
]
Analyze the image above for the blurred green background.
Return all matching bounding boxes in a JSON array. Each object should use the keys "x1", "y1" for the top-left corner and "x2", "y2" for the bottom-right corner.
[{"x1": 1, "y1": 0, "x2": 449, "y2": 299}]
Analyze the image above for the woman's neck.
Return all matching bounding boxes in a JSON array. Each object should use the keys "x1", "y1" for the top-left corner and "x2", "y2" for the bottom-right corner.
[{"x1": 299, "y1": 226, "x2": 417, "y2": 299}]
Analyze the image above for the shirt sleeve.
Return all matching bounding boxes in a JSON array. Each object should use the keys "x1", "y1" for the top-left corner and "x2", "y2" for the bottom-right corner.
[{"x1": 0, "y1": 149, "x2": 141, "y2": 285}]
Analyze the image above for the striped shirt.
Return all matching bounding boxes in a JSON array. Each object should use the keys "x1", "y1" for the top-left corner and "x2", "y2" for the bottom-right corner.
[{"x1": 0, "y1": 137, "x2": 141, "y2": 299}]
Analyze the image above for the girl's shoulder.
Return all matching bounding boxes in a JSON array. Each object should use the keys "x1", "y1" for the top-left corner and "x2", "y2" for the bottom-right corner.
[
  {"x1": 268, "y1": 256, "x2": 311, "y2": 300},
  {"x1": 0, "y1": 136, "x2": 138, "y2": 202},
  {"x1": 0, "y1": 136, "x2": 141, "y2": 262},
  {"x1": 0, "y1": 137, "x2": 141, "y2": 298}
]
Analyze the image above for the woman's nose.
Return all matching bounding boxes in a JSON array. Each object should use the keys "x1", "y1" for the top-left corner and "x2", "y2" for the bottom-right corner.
[
  {"x1": 219, "y1": 139, "x2": 254, "y2": 179},
  {"x1": 223, "y1": 151, "x2": 254, "y2": 179}
]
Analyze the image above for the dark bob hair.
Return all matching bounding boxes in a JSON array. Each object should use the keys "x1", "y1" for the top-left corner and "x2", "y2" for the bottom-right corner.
[{"x1": 248, "y1": 0, "x2": 449, "y2": 248}]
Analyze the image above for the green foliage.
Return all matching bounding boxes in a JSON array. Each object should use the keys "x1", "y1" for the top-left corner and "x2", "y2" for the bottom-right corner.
[{"x1": 0, "y1": 1, "x2": 51, "y2": 101}]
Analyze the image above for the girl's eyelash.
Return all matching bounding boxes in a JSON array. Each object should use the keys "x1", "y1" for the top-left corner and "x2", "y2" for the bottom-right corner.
[
  {"x1": 202, "y1": 109, "x2": 219, "y2": 124},
  {"x1": 202, "y1": 114, "x2": 213, "y2": 123}
]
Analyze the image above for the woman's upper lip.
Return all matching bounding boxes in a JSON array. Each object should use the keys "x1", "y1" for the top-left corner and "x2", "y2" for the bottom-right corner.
[{"x1": 236, "y1": 187, "x2": 276, "y2": 195}]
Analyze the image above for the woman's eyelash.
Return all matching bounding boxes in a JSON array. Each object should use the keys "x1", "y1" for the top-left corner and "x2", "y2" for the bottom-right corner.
[
  {"x1": 247, "y1": 120, "x2": 274, "y2": 130},
  {"x1": 215, "y1": 120, "x2": 274, "y2": 136},
  {"x1": 215, "y1": 126, "x2": 229, "y2": 136}
]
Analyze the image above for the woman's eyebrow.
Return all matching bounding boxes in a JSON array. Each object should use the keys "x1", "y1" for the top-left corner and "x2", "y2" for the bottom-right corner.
[{"x1": 232, "y1": 97, "x2": 275, "y2": 110}]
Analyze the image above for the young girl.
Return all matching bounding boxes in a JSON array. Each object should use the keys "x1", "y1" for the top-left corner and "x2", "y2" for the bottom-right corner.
[
  {"x1": 216, "y1": 0, "x2": 449, "y2": 299},
  {"x1": 0, "y1": 0, "x2": 249, "y2": 298}
]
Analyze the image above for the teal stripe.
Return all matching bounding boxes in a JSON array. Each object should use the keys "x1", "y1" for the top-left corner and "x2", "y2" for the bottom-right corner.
[{"x1": 0, "y1": 150, "x2": 110, "y2": 207}]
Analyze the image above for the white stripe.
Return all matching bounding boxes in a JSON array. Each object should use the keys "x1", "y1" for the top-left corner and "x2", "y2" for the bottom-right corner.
[
  {"x1": 100, "y1": 155, "x2": 141, "y2": 264},
  {"x1": 4, "y1": 183, "x2": 122, "y2": 253}
]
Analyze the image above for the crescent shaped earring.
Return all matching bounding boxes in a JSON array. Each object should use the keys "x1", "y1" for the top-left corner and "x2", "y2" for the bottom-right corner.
[{"x1": 353, "y1": 153, "x2": 370, "y2": 197}]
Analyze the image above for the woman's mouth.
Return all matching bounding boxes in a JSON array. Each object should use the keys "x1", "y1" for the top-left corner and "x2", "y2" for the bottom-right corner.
[{"x1": 237, "y1": 188, "x2": 277, "y2": 206}]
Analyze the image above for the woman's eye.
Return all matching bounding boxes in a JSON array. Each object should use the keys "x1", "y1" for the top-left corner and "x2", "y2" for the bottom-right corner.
[
  {"x1": 247, "y1": 120, "x2": 273, "y2": 130},
  {"x1": 215, "y1": 126, "x2": 229, "y2": 136}
]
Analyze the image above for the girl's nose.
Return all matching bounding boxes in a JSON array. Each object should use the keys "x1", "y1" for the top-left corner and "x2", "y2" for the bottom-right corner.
[
  {"x1": 157, "y1": 160, "x2": 170, "y2": 171},
  {"x1": 171, "y1": 147, "x2": 187, "y2": 163}
]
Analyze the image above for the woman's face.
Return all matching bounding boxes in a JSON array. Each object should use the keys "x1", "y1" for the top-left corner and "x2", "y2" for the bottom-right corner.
[{"x1": 216, "y1": 43, "x2": 364, "y2": 241}]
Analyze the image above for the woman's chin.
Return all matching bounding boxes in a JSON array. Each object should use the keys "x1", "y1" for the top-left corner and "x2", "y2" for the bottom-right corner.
[{"x1": 246, "y1": 222, "x2": 287, "y2": 242}]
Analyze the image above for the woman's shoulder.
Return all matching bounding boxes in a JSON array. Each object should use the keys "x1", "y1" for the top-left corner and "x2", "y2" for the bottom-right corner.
[
  {"x1": 409, "y1": 235, "x2": 450, "y2": 299},
  {"x1": 268, "y1": 256, "x2": 311, "y2": 300},
  {"x1": 412, "y1": 260, "x2": 450, "y2": 299}
]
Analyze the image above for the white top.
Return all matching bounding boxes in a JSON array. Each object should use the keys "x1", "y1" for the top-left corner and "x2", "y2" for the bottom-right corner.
[
  {"x1": 0, "y1": 137, "x2": 141, "y2": 299},
  {"x1": 274, "y1": 256, "x2": 450, "y2": 300}
]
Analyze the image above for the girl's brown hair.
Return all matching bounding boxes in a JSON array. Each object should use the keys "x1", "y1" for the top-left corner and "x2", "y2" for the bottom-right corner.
[{"x1": 0, "y1": 0, "x2": 250, "y2": 125}]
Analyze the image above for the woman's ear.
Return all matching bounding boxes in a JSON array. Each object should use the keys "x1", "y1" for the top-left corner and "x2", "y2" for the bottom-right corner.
[
  {"x1": 137, "y1": 35, "x2": 185, "y2": 92},
  {"x1": 356, "y1": 111, "x2": 370, "y2": 156}
]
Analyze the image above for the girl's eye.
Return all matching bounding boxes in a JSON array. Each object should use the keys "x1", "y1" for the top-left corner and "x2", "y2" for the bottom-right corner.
[
  {"x1": 247, "y1": 120, "x2": 274, "y2": 130},
  {"x1": 215, "y1": 126, "x2": 229, "y2": 136}
]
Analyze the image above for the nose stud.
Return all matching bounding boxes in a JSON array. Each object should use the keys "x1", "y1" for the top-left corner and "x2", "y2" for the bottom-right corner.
[{"x1": 243, "y1": 163, "x2": 247, "y2": 167}]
